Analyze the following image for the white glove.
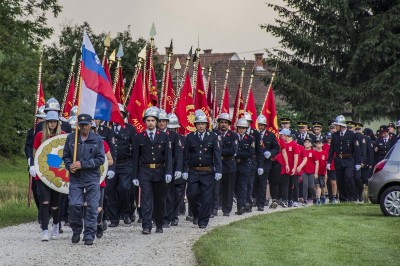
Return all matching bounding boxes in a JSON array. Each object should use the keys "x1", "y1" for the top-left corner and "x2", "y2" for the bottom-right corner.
[
  {"x1": 132, "y1": 179, "x2": 139, "y2": 186},
  {"x1": 28, "y1": 158, "x2": 31, "y2": 167},
  {"x1": 107, "y1": 170, "x2": 115, "y2": 179},
  {"x1": 215, "y1": 173, "x2": 222, "y2": 181},
  {"x1": 355, "y1": 165, "x2": 361, "y2": 171},
  {"x1": 258, "y1": 168, "x2": 264, "y2": 175},
  {"x1": 165, "y1": 174, "x2": 172, "y2": 183},
  {"x1": 264, "y1": 151, "x2": 271, "y2": 159},
  {"x1": 327, "y1": 164, "x2": 331, "y2": 171},
  {"x1": 174, "y1": 171, "x2": 182, "y2": 179},
  {"x1": 182, "y1": 173, "x2": 188, "y2": 180},
  {"x1": 29, "y1": 166, "x2": 36, "y2": 177}
]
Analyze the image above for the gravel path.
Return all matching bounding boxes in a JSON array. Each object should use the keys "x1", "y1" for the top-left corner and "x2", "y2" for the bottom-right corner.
[{"x1": 0, "y1": 206, "x2": 293, "y2": 265}]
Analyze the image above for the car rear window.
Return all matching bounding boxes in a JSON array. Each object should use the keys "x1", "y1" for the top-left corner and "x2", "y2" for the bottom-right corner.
[{"x1": 386, "y1": 141, "x2": 399, "y2": 159}]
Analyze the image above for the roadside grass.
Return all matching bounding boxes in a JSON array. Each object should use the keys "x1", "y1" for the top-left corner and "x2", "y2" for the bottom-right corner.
[
  {"x1": 0, "y1": 157, "x2": 37, "y2": 228},
  {"x1": 194, "y1": 204, "x2": 400, "y2": 266}
]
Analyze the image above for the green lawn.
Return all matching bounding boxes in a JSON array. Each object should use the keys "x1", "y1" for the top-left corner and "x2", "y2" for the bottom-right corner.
[
  {"x1": 194, "y1": 204, "x2": 400, "y2": 266},
  {"x1": 0, "y1": 157, "x2": 37, "y2": 228}
]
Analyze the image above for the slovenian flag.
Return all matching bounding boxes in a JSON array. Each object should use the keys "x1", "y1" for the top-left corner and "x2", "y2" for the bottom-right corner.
[{"x1": 80, "y1": 30, "x2": 124, "y2": 125}]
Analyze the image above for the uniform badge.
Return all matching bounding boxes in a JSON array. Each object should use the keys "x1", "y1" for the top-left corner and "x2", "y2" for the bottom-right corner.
[
  {"x1": 235, "y1": 140, "x2": 238, "y2": 145},
  {"x1": 218, "y1": 135, "x2": 222, "y2": 141},
  {"x1": 112, "y1": 137, "x2": 116, "y2": 144},
  {"x1": 178, "y1": 139, "x2": 182, "y2": 147},
  {"x1": 251, "y1": 142, "x2": 255, "y2": 148},
  {"x1": 355, "y1": 140, "x2": 360, "y2": 146},
  {"x1": 362, "y1": 139, "x2": 366, "y2": 144}
]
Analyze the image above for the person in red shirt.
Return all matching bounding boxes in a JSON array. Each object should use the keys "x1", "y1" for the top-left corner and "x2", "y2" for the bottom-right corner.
[
  {"x1": 33, "y1": 111, "x2": 65, "y2": 241},
  {"x1": 296, "y1": 137, "x2": 319, "y2": 206},
  {"x1": 314, "y1": 139, "x2": 328, "y2": 205},
  {"x1": 285, "y1": 133, "x2": 300, "y2": 207},
  {"x1": 323, "y1": 132, "x2": 337, "y2": 203}
]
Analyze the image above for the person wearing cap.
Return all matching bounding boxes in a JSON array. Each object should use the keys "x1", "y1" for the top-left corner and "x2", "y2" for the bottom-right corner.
[
  {"x1": 323, "y1": 132, "x2": 337, "y2": 203},
  {"x1": 214, "y1": 113, "x2": 238, "y2": 216},
  {"x1": 25, "y1": 105, "x2": 46, "y2": 215},
  {"x1": 327, "y1": 115, "x2": 362, "y2": 203},
  {"x1": 352, "y1": 122, "x2": 369, "y2": 202},
  {"x1": 374, "y1": 125, "x2": 395, "y2": 165},
  {"x1": 256, "y1": 114, "x2": 280, "y2": 211},
  {"x1": 131, "y1": 107, "x2": 172, "y2": 234},
  {"x1": 314, "y1": 138, "x2": 328, "y2": 205},
  {"x1": 328, "y1": 120, "x2": 337, "y2": 134},
  {"x1": 161, "y1": 112, "x2": 184, "y2": 227},
  {"x1": 280, "y1": 117, "x2": 292, "y2": 131},
  {"x1": 388, "y1": 122, "x2": 396, "y2": 136},
  {"x1": 32, "y1": 111, "x2": 65, "y2": 241},
  {"x1": 234, "y1": 118, "x2": 255, "y2": 214},
  {"x1": 312, "y1": 121, "x2": 324, "y2": 142},
  {"x1": 297, "y1": 121, "x2": 316, "y2": 146},
  {"x1": 243, "y1": 112, "x2": 263, "y2": 212},
  {"x1": 182, "y1": 110, "x2": 222, "y2": 229},
  {"x1": 108, "y1": 103, "x2": 137, "y2": 227}
]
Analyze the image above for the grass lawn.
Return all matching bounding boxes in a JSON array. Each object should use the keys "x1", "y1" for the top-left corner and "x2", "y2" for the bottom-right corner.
[
  {"x1": 194, "y1": 204, "x2": 400, "y2": 266},
  {"x1": 0, "y1": 157, "x2": 37, "y2": 228}
]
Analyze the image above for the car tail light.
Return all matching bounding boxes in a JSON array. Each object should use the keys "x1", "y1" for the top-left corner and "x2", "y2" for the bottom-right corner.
[{"x1": 373, "y1": 159, "x2": 387, "y2": 175}]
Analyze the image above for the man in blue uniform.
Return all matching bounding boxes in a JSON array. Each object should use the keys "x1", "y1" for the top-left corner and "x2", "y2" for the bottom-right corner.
[
  {"x1": 132, "y1": 107, "x2": 172, "y2": 234},
  {"x1": 183, "y1": 110, "x2": 222, "y2": 229},
  {"x1": 63, "y1": 114, "x2": 105, "y2": 245},
  {"x1": 374, "y1": 125, "x2": 395, "y2": 164},
  {"x1": 297, "y1": 121, "x2": 316, "y2": 146}
]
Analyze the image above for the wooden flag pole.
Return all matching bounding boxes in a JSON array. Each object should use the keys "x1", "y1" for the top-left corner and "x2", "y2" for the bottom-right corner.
[{"x1": 61, "y1": 54, "x2": 77, "y2": 115}]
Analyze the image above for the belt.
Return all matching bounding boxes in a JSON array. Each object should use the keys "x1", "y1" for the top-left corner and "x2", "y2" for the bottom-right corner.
[
  {"x1": 191, "y1": 166, "x2": 212, "y2": 171},
  {"x1": 142, "y1": 163, "x2": 164, "y2": 169},
  {"x1": 236, "y1": 158, "x2": 249, "y2": 164},
  {"x1": 117, "y1": 158, "x2": 131, "y2": 164},
  {"x1": 221, "y1": 156, "x2": 234, "y2": 160},
  {"x1": 337, "y1": 153, "x2": 353, "y2": 159}
]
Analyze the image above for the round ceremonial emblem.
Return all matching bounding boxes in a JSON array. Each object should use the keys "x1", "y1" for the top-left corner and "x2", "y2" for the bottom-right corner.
[{"x1": 34, "y1": 134, "x2": 108, "y2": 194}]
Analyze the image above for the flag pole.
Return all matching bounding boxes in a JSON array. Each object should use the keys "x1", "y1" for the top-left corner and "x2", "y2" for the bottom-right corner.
[
  {"x1": 205, "y1": 65, "x2": 212, "y2": 96},
  {"x1": 219, "y1": 61, "x2": 230, "y2": 115},
  {"x1": 108, "y1": 49, "x2": 116, "y2": 69},
  {"x1": 172, "y1": 47, "x2": 192, "y2": 112},
  {"x1": 244, "y1": 66, "x2": 255, "y2": 110},
  {"x1": 73, "y1": 66, "x2": 83, "y2": 162},
  {"x1": 102, "y1": 32, "x2": 111, "y2": 67},
  {"x1": 112, "y1": 43, "x2": 124, "y2": 94},
  {"x1": 234, "y1": 65, "x2": 246, "y2": 124},
  {"x1": 174, "y1": 58, "x2": 181, "y2": 97},
  {"x1": 160, "y1": 61, "x2": 167, "y2": 109},
  {"x1": 73, "y1": 58, "x2": 82, "y2": 105},
  {"x1": 163, "y1": 41, "x2": 173, "y2": 109},
  {"x1": 125, "y1": 45, "x2": 146, "y2": 107},
  {"x1": 260, "y1": 63, "x2": 278, "y2": 115},
  {"x1": 212, "y1": 79, "x2": 217, "y2": 126},
  {"x1": 61, "y1": 54, "x2": 77, "y2": 116},
  {"x1": 34, "y1": 49, "x2": 43, "y2": 129},
  {"x1": 192, "y1": 48, "x2": 200, "y2": 99}
]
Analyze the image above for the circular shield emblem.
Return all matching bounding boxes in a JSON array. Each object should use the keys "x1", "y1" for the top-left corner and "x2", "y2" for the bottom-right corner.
[{"x1": 34, "y1": 134, "x2": 108, "y2": 194}]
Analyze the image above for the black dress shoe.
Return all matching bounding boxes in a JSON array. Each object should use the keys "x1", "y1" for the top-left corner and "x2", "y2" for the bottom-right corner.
[
  {"x1": 142, "y1": 228, "x2": 151, "y2": 235},
  {"x1": 210, "y1": 214, "x2": 214, "y2": 218},
  {"x1": 199, "y1": 225, "x2": 206, "y2": 229},
  {"x1": 257, "y1": 206, "x2": 264, "y2": 211},
  {"x1": 223, "y1": 213, "x2": 230, "y2": 217},
  {"x1": 163, "y1": 222, "x2": 170, "y2": 228},
  {"x1": 171, "y1": 219, "x2": 179, "y2": 226},
  {"x1": 235, "y1": 207, "x2": 246, "y2": 215},
  {"x1": 102, "y1": 220, "x2": 108, "y2": 231},
  {"x1": 123, "y1": 216, "x2": 131, "y2": 225},
  {"x1": 155, "y1": 228, "x2": 163, "y2": 233},
  {"x1": 59, "y1": 228, "x2": 63, "y2": 234},
  {"x1": 212, "y1": 209, "x2": 218, "y2": 216},
  {"x1": 84, "y1": 239, "x2": 94, "y2": 245},
  {"x1": 130, "y1": 215, "x2": 136, "y2": 223},
  {"x1": 193, "y1": 217, "x2": 198, "y2": 225},
  {"x1": 109, "y1": 222, "x2": 119, "y2": 228},
  {"x1": 96, "y1": 225, "x2": 103, "y2": 239},
  {"x1": 186, "y1": 216, "x2": 193, "y2": 221},
  {"x1": 137, "y1": 218, "x2": 143, "y2": 223},
  {"x1": 72, "y1": 234, "x2": 80, "y2": 244}
]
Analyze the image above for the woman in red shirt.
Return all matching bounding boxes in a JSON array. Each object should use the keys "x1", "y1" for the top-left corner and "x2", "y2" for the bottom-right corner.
[{"x1": 33, "y1": 111, "x2": 65, "y2": 241}]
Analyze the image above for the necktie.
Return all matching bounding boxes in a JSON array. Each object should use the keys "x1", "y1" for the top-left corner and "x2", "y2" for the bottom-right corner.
[
  {"x1": 149, "y1": 132, "x2": 154, "y2": 142},
  {"x1": 384, "y1": 139, "x2": 387, "y2": 144},
  {"x1": 302, "y1": 134, "x2": 305, "y2": 140},
  {"x1": 340, "y1": 132, "x2": 344, "y2": 137},
  {"x1": 199, "y1": 132, "x2": 203, "y2": 141},
  {"x1": 240, "y1": 135, "x2": 243, "y2": 141}
]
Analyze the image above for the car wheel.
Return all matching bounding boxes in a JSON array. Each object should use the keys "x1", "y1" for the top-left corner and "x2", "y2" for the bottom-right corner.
[{"x1": 380, "y1": 186, "x2": 400, "y2": 217}]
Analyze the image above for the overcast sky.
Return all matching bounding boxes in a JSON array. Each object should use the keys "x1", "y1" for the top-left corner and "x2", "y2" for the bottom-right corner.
[{"x1": 47, "y1": 0, "x2": 285, "y2": 59}]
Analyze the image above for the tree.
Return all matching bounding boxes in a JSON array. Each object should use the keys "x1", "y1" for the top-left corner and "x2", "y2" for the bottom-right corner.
[
  {"x1": 262, "y1": 0, "x2": 400, "y2": 122},
  {"x1": 0, "y1": 0, "x2": 61, "y2": 157}
]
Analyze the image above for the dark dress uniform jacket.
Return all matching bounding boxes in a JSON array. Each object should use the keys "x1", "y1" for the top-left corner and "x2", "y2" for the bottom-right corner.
[
  {"x1": 248, "y1": 128, "x2": 263, "y2": 167},
  {"x1": 297, "y1": 132, "x2": 316, "y2": 146},
  {"x1": 114, "y1": 123, "x2": 136, "y2": 162},
  {"x1": 216, "y1": 130, "x2": 238, "y2": 174},
  {"x1": 132, "y1": 130, "x2": 173, "y2": 182},
  {"x1": 328, "y1": 130, "x2": 362, "y2": 167},
  {"x1": 63, "y1": 131, "x2": 105, "y2": 184},
  {"x1": 375, "y1": 136, "x2": 395, "y2": 164},
  {"x1": 25, "y1": 128, "x2": 34, "y2": 166},
  {"x1": 97, "y1": 125, "x2": 116, "y2": 172},
  {"x1": 166, "y1": 130, "x2": 183, "y2": 179},
  {"x1": 260, "y1": 131, "x2": 280, "y2": 168},
  {"x1": 183, "y1": 130, "x2": 222, "y2": 174},
  {"x1": 236, "y1": 134, "x2": 255, "y2": 174},
  {"x1": 365, "y1": 136, "x2": 374, "y2": 168},
  {"x1": 355, "y1": 132, "x2": 367, "y2": 166}
]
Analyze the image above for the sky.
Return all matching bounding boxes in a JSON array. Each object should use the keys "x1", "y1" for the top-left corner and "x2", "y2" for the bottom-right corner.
[{"x1": 47, "y1": 0, "x2": 285, "y2": 60}]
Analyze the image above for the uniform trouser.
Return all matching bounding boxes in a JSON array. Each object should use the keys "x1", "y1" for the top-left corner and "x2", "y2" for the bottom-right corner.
[
  {"x1": 221, "y1": 172, "x2": 236, "y2": 214},
  {"x1": 187, "y1": 170, "x2": 214, "y2": 227},
  {"x1": 235, "y1": 166, "x2": 249, "y2": 210},
  {"x1": 302, "y1": 173, "x2": 316, "y2": 202},
  {"x1": 69, "y1": 182, "x2": 99, "y2": 241},
  {"x1": 354, "y1": 169, "x2": 363, "y2": 200},
  {"x1": 247, "y1": 162, "x2": 257, "y2": 205},
  {"x1": 327, "y1": 170, "x2": 336, "y2": 200},
  {"x1": 164, "y1": 181, "x2": 186, "y2": 223},
  {"x1": 335, "y1": 161, "x2": 354, "y2": 202},
  {"x1": 255, "y1": 161, "x2": 271, "y2": 207},
  {"x1": 37, "y1": 180, "x2": 60, "y2": 230},
  {"x1": 140, "y1": 180, "x2": 166, "y2": 230},
  {"x1": 212, "y1": 179, "x2": 221, "y2": 211},
  {"x1": 361, "y1": 167, "x2": 372, "y2": 185},
  {"x1": 288, "y1": 175, "x2": 300, "y2": 202},
  {"x1": 269, "y1": 161, "x2": 281, "y2": 200},
  {"x1": 107, "y1": 162, "x2": 132, "y2": 223}
]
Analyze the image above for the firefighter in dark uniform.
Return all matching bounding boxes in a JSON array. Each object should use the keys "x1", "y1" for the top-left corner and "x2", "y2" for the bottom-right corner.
[
  {"x1": 108, "y1": 103, "x2": 137, "y2": 227},
  {"x1": 395, "y1": 120, "x2": 400, "y2": 143},
  {"x1": 159, "y1": 110, "x2": 183, "y2": 228},
  {"x1": 256, "y1": 114, "x2": 280, "y2": 211},
  {"x1": 358, "y1": 123, "x2": 374, "y2": 202},
  {"x1": 132, "y1": 107, "x2": 172, "y2": 234},
  {"x1": 297, "y1": 121, "x2": 316, "y2": 146},
  {"x1": 312, "y1": 121, "x2": 324, "y2": 142},
  {"x1": 244, "y1": 112, "x2": 263, "y2": 211},
  {"x1": 327, "y1": 115, "x2": 362, "y2": 202},
  {"x1": 215, "y1": 113, "x2": 238, "y2": 216},
  {"x1": 234, "y1": 118, "x2": 255, "y2": 215},
  {"x1": 374, "y1": 125, "x2": 395, "y2": 164},
  {"x1": 350, "y1": 121, "x2": 367, "y2": 201},
  {"x1": 182, "y1": 110, "x2": 222, "y2": 229},
  {"x1": 388, "y1": 122, "x2": 396, "y2": 137}
]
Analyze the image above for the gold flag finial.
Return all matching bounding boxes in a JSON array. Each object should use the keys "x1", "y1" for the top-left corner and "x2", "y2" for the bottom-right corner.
[{"x1": 104, "y1": 32, "x2": 111, "y2": 48}]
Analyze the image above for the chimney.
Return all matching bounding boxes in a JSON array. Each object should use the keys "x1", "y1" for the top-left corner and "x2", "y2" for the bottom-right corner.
[
  {"x1": 203, "y1": 49, "x2": 212, "y2": 55},
  {"x1": 254, "y1": 53, "x2": 264, "y2": 71}
]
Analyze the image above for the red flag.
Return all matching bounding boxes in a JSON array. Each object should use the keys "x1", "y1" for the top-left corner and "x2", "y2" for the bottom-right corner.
[
  {"x1": 146, "y1": 49, "x2": 158, "y2": 106},
  {"x1": 194, "y1": 62, "x2": 210, "y2": 117},
  {"x1": 126, "y1": 70, "x2": 147, "y2": 133},
  {"x1": 232, "y1": 84, "x2": 245, "y2": 128},
  {"x1": 176, "y1": 72, "x2": 195, "y2": 135},
  {"x1": 37, "y1": 81, "x2": 46, "y2": 108},
  {"x1": 103, "y1": 57, "x2": 112, "y2": 86},
  {"x1": 220, "y1": 84, "x2": 230, "y2": 114},
  {"x1": 62, "y1": 76, "x2": 75, "y2": 118},
  {"x1": 164, "y1": 71, "x2": 175, "y2": 113},
  {"x1": 245, "y1": 87, "x2": 257, "y2": 129},
  {"x1": 213, "y1": 92, "x2": 219, "y2": 121},
  {"x1": 261, "y1": 85, "x2": 279, "y2": 137},
  {"x1": 114, "y1": 67, "x2": 125, "y2": 104},
  {"x1": 206, "y1": 78, "x2": 213, "y2": 110}
]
